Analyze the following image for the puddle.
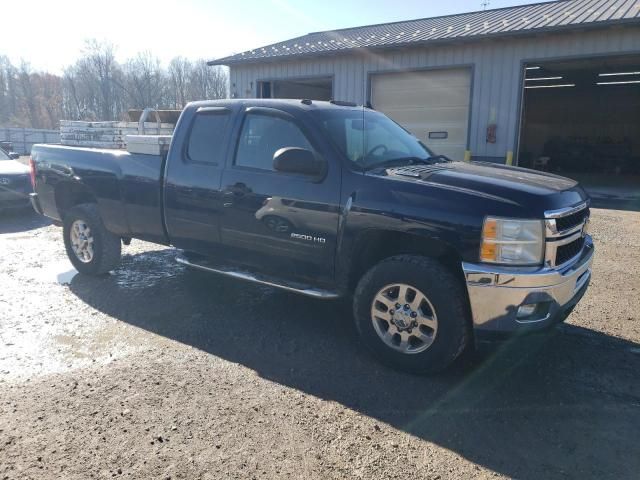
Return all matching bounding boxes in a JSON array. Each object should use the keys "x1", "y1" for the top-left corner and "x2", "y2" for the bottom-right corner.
[
  {"x1": 17, "y1": 250, "x2": 184, "y2": 289},
  {"x1": 113, "y1": 250, "x2": 184, "y2": 289},
  {"x1": 0, "y1": 320, "x2": 144, "y2": 382}
]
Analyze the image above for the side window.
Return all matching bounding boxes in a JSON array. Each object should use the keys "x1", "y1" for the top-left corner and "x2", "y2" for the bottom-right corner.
[
  {"x1": 187, "y1": 111, "x2": 231, "y2": 164},
  {"x1": 235, "y1": 113, "x2": 313, "y2": 171}
]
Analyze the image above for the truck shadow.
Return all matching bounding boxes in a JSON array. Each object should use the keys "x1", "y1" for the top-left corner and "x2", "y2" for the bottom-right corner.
[{"x1": 69, "y1": 249, "x2": 640, "y2": 480}]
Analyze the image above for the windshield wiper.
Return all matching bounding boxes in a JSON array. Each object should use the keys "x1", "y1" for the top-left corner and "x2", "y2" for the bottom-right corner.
[{"x1": 362, "y1": 156, "x2": 448, "y2": 171}]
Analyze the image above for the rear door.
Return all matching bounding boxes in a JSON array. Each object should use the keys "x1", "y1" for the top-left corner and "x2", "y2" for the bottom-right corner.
[
  {"x1": 371, "y1": 68, "x2": 472, "y2": 161},
  {"x1": 218, "y1": 106, "x2": 341, "y2": 285},
  {"x1": 164, "y1": 105, "x2": 234, "y2": 254}
]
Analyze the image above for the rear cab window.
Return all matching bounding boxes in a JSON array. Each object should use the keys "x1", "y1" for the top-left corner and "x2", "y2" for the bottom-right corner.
[{"x1": 187, "y1": 109, "x2": 231, "y2": 164}]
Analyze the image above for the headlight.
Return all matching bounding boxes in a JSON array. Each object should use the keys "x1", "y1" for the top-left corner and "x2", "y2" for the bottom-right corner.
[{"x1": 480, "y1": 217, "x2": 544, "y2": 266}]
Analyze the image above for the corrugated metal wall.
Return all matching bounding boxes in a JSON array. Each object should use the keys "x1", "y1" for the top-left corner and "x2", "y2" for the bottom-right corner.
[{"x1": 229, "y1": 27, "x2": 640, "y2": 162}]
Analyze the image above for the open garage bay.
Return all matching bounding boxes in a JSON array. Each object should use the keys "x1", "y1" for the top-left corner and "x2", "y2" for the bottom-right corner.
[{"x1": 519, "y1": 55, "x2": 640, "y2": 207}]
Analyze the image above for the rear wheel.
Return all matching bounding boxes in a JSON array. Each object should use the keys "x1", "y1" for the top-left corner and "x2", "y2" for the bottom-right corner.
[
  {"x1": 353, "y1": 255, "x2": 470, "y2": 374},
  {"x1": 63, "y1": 203, "x2": 121, "y2": 275}
]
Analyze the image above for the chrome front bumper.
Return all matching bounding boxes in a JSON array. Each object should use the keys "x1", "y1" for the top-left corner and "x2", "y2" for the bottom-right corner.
[{"x1": 462, "y1": 235, "x2": 594, "y2": 335}]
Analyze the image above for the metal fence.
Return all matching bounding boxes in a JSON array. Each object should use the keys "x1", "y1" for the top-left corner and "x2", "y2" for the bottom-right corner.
[{"x1": 0, "y1": 128, "x2": 60, "y2": 155}]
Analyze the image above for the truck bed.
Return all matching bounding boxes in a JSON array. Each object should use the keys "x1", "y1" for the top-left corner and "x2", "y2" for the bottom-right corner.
[{"x1": 31, "y1": 144, "x2": 169, "y2": 244}]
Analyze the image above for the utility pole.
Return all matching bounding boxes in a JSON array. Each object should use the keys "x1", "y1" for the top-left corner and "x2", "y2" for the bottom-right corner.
[{"x1": 481, "y1": 0, "x2": 490, "y2": 10}]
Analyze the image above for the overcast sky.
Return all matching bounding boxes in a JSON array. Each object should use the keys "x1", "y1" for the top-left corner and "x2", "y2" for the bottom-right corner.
[{"x1": 1, "y1": 0, "x2": 549, "y2": 73}]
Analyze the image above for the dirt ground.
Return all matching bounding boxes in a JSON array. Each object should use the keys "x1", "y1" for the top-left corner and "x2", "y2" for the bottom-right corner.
[{"x1": 0, "y1": 207, "x2": 639, "y2": 480}]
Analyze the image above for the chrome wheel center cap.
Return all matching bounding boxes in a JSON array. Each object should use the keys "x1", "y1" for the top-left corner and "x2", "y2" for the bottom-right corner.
[{"x1": 392, "y1": 308, "x2": 415, "y2": 331}]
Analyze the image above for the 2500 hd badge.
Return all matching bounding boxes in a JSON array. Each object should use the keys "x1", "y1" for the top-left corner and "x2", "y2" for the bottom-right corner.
[{"x1": 291, "y1": 233, "x2": 327, "y2": 244}]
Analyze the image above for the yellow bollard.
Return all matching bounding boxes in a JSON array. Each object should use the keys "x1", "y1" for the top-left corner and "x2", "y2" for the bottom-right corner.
[
  {"x1": 463, "y1": 150, "x2": 472, "y2": 162},
  {"x1": 506, "y1": 151, "x2": 514, "y2": 166}
]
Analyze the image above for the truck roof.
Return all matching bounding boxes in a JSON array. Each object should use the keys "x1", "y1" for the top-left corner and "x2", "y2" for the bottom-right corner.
[{"x1": 186, "y1": 98, "x2": 368, "y2": 113}]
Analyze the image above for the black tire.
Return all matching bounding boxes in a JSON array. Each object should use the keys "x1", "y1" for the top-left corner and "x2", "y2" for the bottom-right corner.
[
  {"x1": 63, "y1": 203, "x2": 121, "y2": 275},
  {"x1": 353, "y1": 255, "x2": 471, "y2": 374}
]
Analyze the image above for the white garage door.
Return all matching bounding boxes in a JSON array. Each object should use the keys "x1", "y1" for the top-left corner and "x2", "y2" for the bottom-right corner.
[{"x1": 371, "y1": 68, "x2": 471, "y2": 161}]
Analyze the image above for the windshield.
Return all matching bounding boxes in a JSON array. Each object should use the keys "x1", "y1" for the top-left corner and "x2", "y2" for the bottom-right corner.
[
  {"x1": 0, "y1": 149, "x2": 9, "y2": 161},
  {"x1": 317, "y1": 109, "x2": 437, "y2": 170}
]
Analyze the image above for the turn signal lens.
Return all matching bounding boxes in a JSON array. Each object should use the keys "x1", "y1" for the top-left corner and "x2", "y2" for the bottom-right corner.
[
  {"x1": 482, "y1": 218, "x2": 498, "y2": 240},
  {"x1": 480, "y1": 242, "x2": 497, "y2": 262}
]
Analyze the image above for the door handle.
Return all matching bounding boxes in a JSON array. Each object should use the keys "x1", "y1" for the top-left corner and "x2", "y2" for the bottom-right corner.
[
  {"x1": 225, "y1": 183, "x2": 250, "y2": 196},
  {"x1": 223, "y1": 183, "x2": 250, "y2": 207}
]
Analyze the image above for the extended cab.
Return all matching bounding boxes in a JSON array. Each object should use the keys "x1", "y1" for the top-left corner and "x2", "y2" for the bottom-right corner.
[{"x1": 30, "y1": 100, "x2": 594, "y2": 373}]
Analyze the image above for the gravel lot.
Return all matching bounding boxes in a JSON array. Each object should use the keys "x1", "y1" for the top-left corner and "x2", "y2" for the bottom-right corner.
[{"x1": 1, "y1": 207, "x2": 639, "y2": 479}]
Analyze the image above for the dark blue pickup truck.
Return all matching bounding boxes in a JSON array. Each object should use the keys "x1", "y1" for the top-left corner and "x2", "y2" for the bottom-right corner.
[{"x1": 30, "y1": 99, "x2": 594, "y2": 373}]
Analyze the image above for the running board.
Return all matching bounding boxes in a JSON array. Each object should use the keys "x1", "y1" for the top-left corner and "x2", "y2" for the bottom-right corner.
[{"x1": 176, "y1": 255, "x2": 341, "y2": 299}]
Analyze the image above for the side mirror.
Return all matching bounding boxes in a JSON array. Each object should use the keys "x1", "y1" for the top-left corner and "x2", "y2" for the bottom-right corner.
[
  {"x1": 273, "y1": 147, "x2": 325, "y2": 176},
  {"x1": 9, "y1": 152, "x2": 20, "y2": 160}
]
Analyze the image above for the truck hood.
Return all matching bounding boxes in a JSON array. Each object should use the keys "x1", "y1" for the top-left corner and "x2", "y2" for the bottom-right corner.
[
  {"x1": 379, "y1": 161, "x2": 587, "y2": 212},
  {"x1": 0, "y1": 159, "x2": 30, "y2": 175}
]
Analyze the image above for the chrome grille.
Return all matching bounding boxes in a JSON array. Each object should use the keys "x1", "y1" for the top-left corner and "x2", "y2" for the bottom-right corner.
[
  {"x1": 544, "y1": 202, "x2": 590, "y2": 267},
  {"x1": 555, "y1": 207, "x2": 590, "y2": 233},
  {"x1": 555, "y1": 237, "x2": 585, "y2": 265}
]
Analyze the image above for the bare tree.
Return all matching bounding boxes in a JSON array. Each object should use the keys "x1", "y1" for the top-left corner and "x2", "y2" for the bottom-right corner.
[
  {"x1": 40, "y1": 73, "x2": 64, "y2": 128},
  {"x1": 17, "y1": 62, "x2": 40, "y2": 128},
  {"x1": 124, "y1": 52, "x2": 167, "y2": 110},
  {"x1": 0, "y1": 60, "x2": 21, "y2": 126},
  {"x1": 189, "y1": 61, "x2": 228, "y2": 101},
  {"x1": 81, "y1": 40, "x2": 123, "y2": 120},
  {"x1": 62, "y1": 68, "x2": 85, "y2": 120},
  {"x1": 0, "y1": 41, "x2": 229, "y2": 128},
  {"x1": 0, "y1": 57, "x2": 8, "y2": 123},
  {"x1": 168, "y1": 57, "x2": 192, "y2": 109}
]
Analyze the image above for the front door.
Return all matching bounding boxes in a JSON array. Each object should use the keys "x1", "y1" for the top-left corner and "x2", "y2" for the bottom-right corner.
[
  {"x1": 219, "y1": 107, "x2": 341, "y2": 285},
  {"x1": 164, "y1": 106, "x2": 234, "y2": 254}
]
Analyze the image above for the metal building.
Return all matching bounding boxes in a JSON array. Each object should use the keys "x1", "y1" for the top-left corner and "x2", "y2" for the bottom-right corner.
[{"x1": 210, "y1": 0, "x2": 640, "y2": 182}]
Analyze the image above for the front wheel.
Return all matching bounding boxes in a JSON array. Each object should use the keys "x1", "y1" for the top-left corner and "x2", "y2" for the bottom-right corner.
[
  {"x1": 63, "y1": 203, "x2": 121, "y2": 275},
  {"x1": 353, "y1": 255, "x2": 471, "y2": 374}
]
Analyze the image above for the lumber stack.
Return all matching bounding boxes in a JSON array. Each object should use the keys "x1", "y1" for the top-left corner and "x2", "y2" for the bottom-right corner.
[{"x1": 60, "y1": 120, "x2": 174, "y2": 149}]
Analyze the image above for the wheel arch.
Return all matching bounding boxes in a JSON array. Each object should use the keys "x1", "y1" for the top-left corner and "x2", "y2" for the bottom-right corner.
[
  {"x1": 54, "y1": 181, "x2": 98, "y2": 218},
  {"x1": 346, "y1": 229, "x2": 466, "y2": 293}
]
